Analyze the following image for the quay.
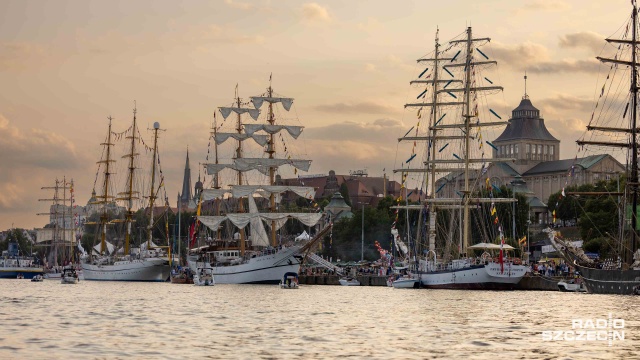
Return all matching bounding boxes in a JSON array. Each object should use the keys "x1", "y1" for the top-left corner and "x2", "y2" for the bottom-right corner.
[{"x1": 299, "y1": 273, "x2": 562, "y2": 290}]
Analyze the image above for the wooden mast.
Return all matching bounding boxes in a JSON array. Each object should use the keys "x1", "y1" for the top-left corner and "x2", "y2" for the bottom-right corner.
[
  {"x1": 236, "y1": 88, "x2": 247, "y2": 255},
  {"x1": 147, "y1": 122, "x2": 161, "y2": 248},
  {"x1": 100, "y1": 117, "x2": 114, "y2": 255},
  {"x1": 267, "y1": 76, "x2": 278, "y2": 247},
  {"x1": 462, "y1": 26, "x2": 473, "y2": 256},
  {"x1": 123, "y1": 106, "x2": 138, "y2": 255}
]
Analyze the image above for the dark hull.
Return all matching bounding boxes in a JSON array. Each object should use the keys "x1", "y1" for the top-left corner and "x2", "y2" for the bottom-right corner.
[
  {"x1": 575, "y1": 264, "x2": 640, "y2": 295},
  {"x1": 170, "y1": 277, "x2": 193, "y2": 284}
]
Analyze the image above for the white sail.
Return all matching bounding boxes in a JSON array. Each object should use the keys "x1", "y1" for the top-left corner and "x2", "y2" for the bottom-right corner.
[
  {"x1": 92, "y1": 240, "x2": 115, "y2": 255},
  {"x1": 248, "y1": 196, "x2": 270, "y2": 247},
  {"x1": 250, "y1": 96, "x2": 294, "y2": 111},
  {"x1": 205, "y1": 163, "x2": 234, "y2": 175},
  {"x1": 243, "y1": 124, "x2": 304, "y2": 139},
  {"x1": 197, "y1": 216, "x2": 227, "y2": 231},
  {"x1": 231, "y1": 185, "x2": 315, "y2": 200},
  {"x1": 233, "y1": 158, "x2": 311, "y2": 175},
  {"x1": 219, "y1": 107, "x2": 261, "y2": 120},
  {"x1": 214, "y1": 132, "x2": 269, "y2": 146},
  {"x1": 200, "y1": 189, "x2": 232, "y2": 201}
]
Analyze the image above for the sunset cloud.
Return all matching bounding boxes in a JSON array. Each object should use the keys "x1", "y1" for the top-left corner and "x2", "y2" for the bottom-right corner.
[
  {"x1": 301, "y1": 3, "x2": 332, "y2": 23},
  {"x1": 559, "y1": 31, "x2": 606, "y2": 54},
  {"x1": 313, "y1": 101, "x2": 399, "y2": 115}
]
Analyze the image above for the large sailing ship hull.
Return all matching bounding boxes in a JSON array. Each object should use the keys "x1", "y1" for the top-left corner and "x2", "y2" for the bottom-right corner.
[
  {"x1": 187, "y1": 246, "x2": 302, "y2": 284},
  {"x1": 81, "y1": 258, "x2": 170, "y2": 282},
  {"x1": 573, "y1": 264, "x2": 640, "y2": 295},
  {"x1": 419, "y1": 262, "x2": 527, "y2": 290}
]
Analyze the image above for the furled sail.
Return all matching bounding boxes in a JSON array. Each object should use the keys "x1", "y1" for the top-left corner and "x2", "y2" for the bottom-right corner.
[
  {"x1": 231, "y1": 185, "x2": 315, "y2": 200},
  {"x1": 243, "y1": 124, "x2": 304, "y2": 139},
  {"x1": 233, "y1": 158, "x2": 312, "y2": 175},
  {"x1": 214, "y1": 132, "x2": 269, "y2": 146},
  {"x1": 219, "y1": 107, "x2": 261, "y2": 120},
  {"x1": 200, "y1": 189, "x2": 231, "y2": 201},
  {"x1": 250, "y1": 96, "x2": 294, "y2": 111},
  {"x1": 197, "y1": 216, "x2": 227, "y2": 231},
  {"x1": 205, "y1": 163, "x2": 235, "y2": 175}
]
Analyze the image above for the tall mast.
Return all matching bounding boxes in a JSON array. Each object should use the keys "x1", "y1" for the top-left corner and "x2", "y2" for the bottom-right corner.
[
  {"x1": 267, "y1": 75, "x2": 278, "y2": 247},
  {"x1": 38, "y1": 179, "x2": 62, "y2": 265},
  {"x1": 462, "y1": 26, "x2": 473, "y2": 255},
  {"x1": 212, "y1": 114, "x2": 222, "y2": 241},
  {"x1": 100, "y1": 117, "x2": 115, "y2": 255},
  {"x1": 236, "y1": 88, "x2": 247, "y2": 255},
  {"x1": 428, "y1": 29, "x2": 441, "y2": 255},
  {"x1": 147, "y1": 122, "x2": 161, "y2": 247},
  {"x1": 631, "y1": 5, "x2": 638, "y2": 261},
  {"x1": 123, "y1": 105, "x2": 138, "y2": 255},
  {"x1": 62, "y1": 175, "x2": 67, "y2": 262}
]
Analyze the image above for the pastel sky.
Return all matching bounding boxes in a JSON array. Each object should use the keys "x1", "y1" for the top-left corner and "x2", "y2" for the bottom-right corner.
[{"x1": 0, "y1": 0, "x2": 632, "y2": 229}]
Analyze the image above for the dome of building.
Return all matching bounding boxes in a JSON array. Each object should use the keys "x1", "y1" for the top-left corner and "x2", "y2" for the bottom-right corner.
[{"x1": 494, "y1": 98, "x2": 558, "y2": 143}]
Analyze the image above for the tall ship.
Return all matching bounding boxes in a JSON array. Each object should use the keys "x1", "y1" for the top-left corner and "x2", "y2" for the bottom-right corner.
[
  {"x1": 393, "y1": 28, "x2": 527, "y2": 289},
  {"x1": 187, "y1": 79, "x2": 330, "y2": 284},
  {"x1": 0, "y1": 241, "x2": 43, "y2": 279},
  {"x1": 82, "y1": 109, "x2": 171, "y2": 282},
  {"x1": 549, "y1": 4, "x2": 640, "y2": 295}
]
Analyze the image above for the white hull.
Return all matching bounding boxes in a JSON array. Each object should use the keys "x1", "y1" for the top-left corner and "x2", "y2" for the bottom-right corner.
[
  {"x1": 339, "y1": 278, "x2": 360, "y2": 286},
  {"x1": 82, "y1": 258, "x2": 170, "y2": 282},
  {"x1": 193, "y1": 275, "x2": 215, "y2": 286},
  {"x1": 187, "y1": 247, "x2": 301, "y2": 284},
  {"x1": 392, "y1": 278, "x2": 419, "y2": 289},
  {"x1": 557, "y1": 281, "x2": 587, "y2": 292},
  {"x1": 61, "y1": 276, "x2": 79, "y2": 284},
  {"x1": 420, "y1": 262, "x2": 527, "y2": 289}
]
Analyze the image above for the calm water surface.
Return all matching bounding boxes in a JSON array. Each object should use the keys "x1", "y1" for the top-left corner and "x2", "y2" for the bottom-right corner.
[{"x1": 1, "y1": 280, "x2": 639, "y2": 359}]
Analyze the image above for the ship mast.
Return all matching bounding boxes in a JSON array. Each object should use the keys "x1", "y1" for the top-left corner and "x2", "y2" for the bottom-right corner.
[
  {"x1": 427, "y1": 30, "x2": 441, "y2": 256},
  {"x1": 147, "y1": 122, "x2": 161, "y2": 247},
  {"x1": 122, "y1": 106, "x2": 139, "y2": 255},
  {"x1": 267, "y1": 76, "x2": 278, "y2": 247},
  {"x1": 99, "y1": 117, "x2": 115, "y2": 255},
  {"x1": 38, "y1": 179, "x2": 63, "y2": 265},
  {"x1": 235, "y1": 88, "x2": 247, "y2": 256}
]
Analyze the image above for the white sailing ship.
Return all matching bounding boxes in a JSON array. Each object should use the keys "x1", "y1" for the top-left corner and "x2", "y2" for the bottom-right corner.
[
  {"x1": 187, "y1": 79, "x2": 330, "y2": 284},
  {"x1": 393, "y1": 28, "x2": 527, "y2": 289},
  {"x1": 82, "y1": 111, "x2": 171, "y2": 282}
]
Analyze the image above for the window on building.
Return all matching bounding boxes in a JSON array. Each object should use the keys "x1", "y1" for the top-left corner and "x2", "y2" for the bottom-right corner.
[
  {"x1": 606, "y1": 174, "x2": 611, "y2": 180},
  {"x1": 538, "y1": 145, "x2": 543, "y2": 159},
  {"x1": 532, "y1": 145, "x2": 536, "y2": 154},
  {"x1": 550, "y1": 146, "x2": 554, "y2": 156},
  {"x1": 515, "y1": 144, "x2": 519, "y2": 155},
  {"x1": 510, "y1": 144, "x2": 513, "y2": 155}
]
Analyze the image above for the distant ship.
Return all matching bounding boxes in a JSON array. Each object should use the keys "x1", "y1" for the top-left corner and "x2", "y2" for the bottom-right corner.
[
  {"x1": 82, "y1": 109, "x2": 171, "y2": 282},
  {"x1": 187, "y1": 79, "x2": 329, "y2": 284},
  {"x1": 0, "y1": 242, "x2": 44, "y2": 279},
  {"x1": 393, "y1": 28, "x2": 527, "y2": 289}
]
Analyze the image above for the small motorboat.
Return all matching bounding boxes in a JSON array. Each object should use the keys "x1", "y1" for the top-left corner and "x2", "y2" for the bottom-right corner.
[
  {"x1": 279, "y1": 272, "x2": 299, "y2": 289},
  {"x1": 557, "y1": 279, "x2": 586, "y2": 292},
  {"x1": 31, "y1": 274, "x2": 44, "y2": 282},
  {"x1": 170, "y1": 267, "x2": 194, "y2": 284},
  {"x1": 339, "y1": 277, "x2": 360, "y2": 286},
  {"x1": 194, "y1": 267, "x2": 215, "y2": 286},
  {"x1": 392, "y1": 275, "x2": 419, "y2": 289},
  {"x1": 60, "y1": 267, "x2": 80, "y2": 284},
  {"x1": 16, "y1": 273, "x2": 24, "y2": 279}
]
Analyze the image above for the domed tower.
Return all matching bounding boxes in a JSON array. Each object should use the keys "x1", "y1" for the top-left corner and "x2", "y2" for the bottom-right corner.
[{"x1": 493, "y1": 84, "x2": 559, "y2": 172}]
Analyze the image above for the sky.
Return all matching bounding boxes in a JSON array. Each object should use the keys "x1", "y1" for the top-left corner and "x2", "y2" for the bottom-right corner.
[{"x1": 0, "y1": 0, "x2": 633, "y2": 229}]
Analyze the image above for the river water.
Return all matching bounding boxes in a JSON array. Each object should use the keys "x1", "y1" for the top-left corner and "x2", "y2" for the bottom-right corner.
[{"x1": 1, "y1": 280, "x2": 638, "y2": 359}]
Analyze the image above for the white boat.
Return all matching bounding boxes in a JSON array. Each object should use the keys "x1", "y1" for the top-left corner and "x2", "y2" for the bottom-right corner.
[
  {"x1": 60, "y1": 267, "x2": 80, "y2": 284},
  {"x1": 557, "y1": 280, "x2": 587, "y2": 292},
  {"x1": 81, "y1": 114, "x2": 172, "y2": 282},
  {"x1": 187, "y1": 80, "x2": 328, "y2": 284},
  {"x1": 339, "y1": 277, "x2": 360, "y2": 286},
  {"x1": 279, "y1": 272, "x2": 299, "y2": 289},
  {"x1": 393, "y1": 28, "x2": 528, "y2": 290},
  {"x1": 31, "y1": 274, "x2": 44, "y2": 282},
  {"x1": 193, "y1": 267, "x2": 215, "y2": 286},
  {"x1": 391, "y1": 276, "x2": 419, "y2": 289}
]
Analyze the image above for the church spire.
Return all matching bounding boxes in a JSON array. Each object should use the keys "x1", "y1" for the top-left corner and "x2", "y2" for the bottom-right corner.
[{"x1": 179, "y1": 147, "x2": 192, "y2": 207}]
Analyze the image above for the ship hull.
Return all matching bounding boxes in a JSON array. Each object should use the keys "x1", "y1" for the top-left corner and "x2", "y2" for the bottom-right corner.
[
  {"x1": 574, "y1": 264, "x2": 640, "y2": 295},
  {"x1": 188, "y1": 247, "x2": 302, "y2": 284},
  {"x1": 420, "y1": 263, "x2": 527, "y2": 290},
  {"x1": 0, "y1": 268, "x2": 44, "y2": 279},
  {"x1": 81, "y1": 258, "x2": 170, "y2": 282}
]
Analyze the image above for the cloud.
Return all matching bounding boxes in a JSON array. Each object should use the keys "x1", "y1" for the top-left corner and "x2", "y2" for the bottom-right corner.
[
  {"x1": 387, "y1": 55, "x2": 414, "y2": 72},
  {"x1": 305, "y1": 118, "x2": 404, "y2": 143},
  {"x1": 313, "y1": 101, "x2": 399, "y2": 115},
  {"x1": 201, "y1": 25, "x2": 265, "y2": 44},
  {"x1": 364, "y1": 63, "x2": 377, "y2": 72},
  {"x1": 301, "y1": 3, "x2": 331, "y2": 23},
  {"x1": 537, "y1": 94, "x2": 593, "y2": 112},
  {"x1": 357, "y1": 17, "x2": 381, "y2": 32},
  {"x1": 559, "y1": 31, "x2": 605, "y2": 54},
  {"x1": 490, "y1": 41, "x2": 600, "y2": 74},
  {"x1": 0, "y1": 114, "x2": 87, "y2": 211},
  {"x1": 0, "y1": 42, "x2": 47, "y2": 71},
  {"x1": 224, "y1": 0, "x2": 253, "y2": 10},
  {"x1": 520, "y1": 0, "x2": 570, "y2": 12}
]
